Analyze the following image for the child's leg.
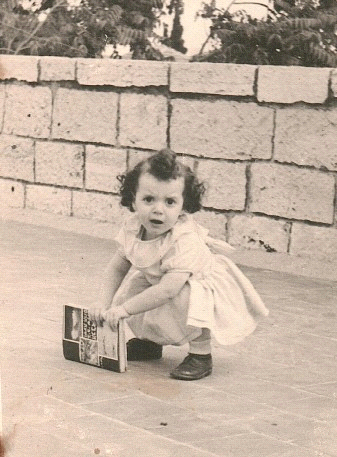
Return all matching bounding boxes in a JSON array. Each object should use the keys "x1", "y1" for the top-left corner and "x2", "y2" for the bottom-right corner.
[
  {"x1": 170, "y1": 328, "x2": 212, "y2": 381},
  {"x1": 118, "y1": 276, "x2": 210, "y2": 369},
  {"x1": 126, "y1": 282, "x2": 201, "y2": 347},
  {"x1": 189, "y1": 328, "x2": 211, "y2": 355},
  {"x1": 113, "y1": 269, "x2": 163, "y2": 360}
]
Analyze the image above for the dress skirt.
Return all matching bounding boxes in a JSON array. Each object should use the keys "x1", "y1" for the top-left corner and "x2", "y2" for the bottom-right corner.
[{"x1": 112, "y1": 253, "x2": 268, "y2": 347}]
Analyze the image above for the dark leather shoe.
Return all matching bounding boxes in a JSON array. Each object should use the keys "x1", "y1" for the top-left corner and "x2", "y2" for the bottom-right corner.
[
  {"x1": 126, "y1": 338, "x2": 163, "y2": 361},
  {"x1": 170, "y1": 353, "x2": 212, "y2": 380}
]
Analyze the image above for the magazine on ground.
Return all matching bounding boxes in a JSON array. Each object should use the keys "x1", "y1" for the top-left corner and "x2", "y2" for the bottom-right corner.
[{"x1": 62, "y1": 304, "x2": 127, "y2": 372}]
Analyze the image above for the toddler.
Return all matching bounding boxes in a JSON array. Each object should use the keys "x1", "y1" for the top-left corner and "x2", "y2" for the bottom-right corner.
[{"x1": 90, "y1": 149, "x2": 269, "y2": 380}]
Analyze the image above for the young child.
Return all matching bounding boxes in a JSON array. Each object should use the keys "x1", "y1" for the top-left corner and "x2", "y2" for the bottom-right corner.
[{"x1": 90, "y1": 149, "x2": 269, "y2": 381}]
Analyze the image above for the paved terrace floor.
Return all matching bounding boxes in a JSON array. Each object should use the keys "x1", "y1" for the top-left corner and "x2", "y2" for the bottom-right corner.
[{"x1": 0, "y1": 214, "x2": 336, "y2": 457}]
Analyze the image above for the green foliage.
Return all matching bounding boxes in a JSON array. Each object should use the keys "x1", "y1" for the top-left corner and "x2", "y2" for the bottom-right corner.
[
  {"x1": 0, "y1": 0, "x2": 166, "y2": 58},
  {"x1": 193, "y1": 0, "x2": 337, "y2": 67},
  {"x1": 3, "y1": 0, "x2": 336, "y2": 65}
]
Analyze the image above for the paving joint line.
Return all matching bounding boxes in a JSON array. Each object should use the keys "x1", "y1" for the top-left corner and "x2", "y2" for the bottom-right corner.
[{"x1": 41, "y1": 396, "x2": 225, "y2": 457}]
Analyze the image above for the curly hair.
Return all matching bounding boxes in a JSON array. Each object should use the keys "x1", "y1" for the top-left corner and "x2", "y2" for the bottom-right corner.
[{"x1": 117, "y1": 149, "x2": 205, "y2": 213}]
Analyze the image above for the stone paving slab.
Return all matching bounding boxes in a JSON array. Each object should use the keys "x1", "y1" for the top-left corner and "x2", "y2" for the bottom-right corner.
[{"x1": 0, "y1": 218, "x2": 336, "y2": 457}]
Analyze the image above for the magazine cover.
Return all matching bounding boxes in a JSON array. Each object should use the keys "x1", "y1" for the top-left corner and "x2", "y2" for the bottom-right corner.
[{"x1": 62, "y1": 304, "x2": 127, "y2": 373}]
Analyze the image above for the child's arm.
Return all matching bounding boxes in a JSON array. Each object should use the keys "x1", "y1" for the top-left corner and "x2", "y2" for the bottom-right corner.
[
  {"x1": 90, "y1": 251, "x2": 131, "y2": 324},
  {"x1": 104, "y1": 271, "x2": 190, "y2": 330}
]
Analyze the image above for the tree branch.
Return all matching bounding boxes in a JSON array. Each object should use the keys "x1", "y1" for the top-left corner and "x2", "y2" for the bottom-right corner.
[
  {"x1": 14, "y1": 0, "x2": 67, "y2": 55},
  {"x1": 198, "y1": 31, "x2": 215, "y2": 56}
]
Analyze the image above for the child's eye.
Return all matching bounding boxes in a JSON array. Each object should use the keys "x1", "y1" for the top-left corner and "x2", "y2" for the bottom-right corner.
[
  {"x1": 166, "y1": 198, "x2": 176, "y2": 206},
  {"x1": 143, "y1": 196, "x2": 154, "y2": 203}
]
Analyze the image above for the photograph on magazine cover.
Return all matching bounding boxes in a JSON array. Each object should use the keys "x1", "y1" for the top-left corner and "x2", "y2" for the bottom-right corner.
[
  {"x1": 1, "y1": 0, "x2": 337, "y2": 456},
  {"x1": 64, "y1": 305, "x2": 82, "y2": 341},
  {"x1": 62, "y1": 304, "x2": 126, "y2": 371}
]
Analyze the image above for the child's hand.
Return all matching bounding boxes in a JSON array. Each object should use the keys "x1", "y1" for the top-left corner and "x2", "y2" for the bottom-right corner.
[
  {"x1": 103, "y1": 306, "x2": 130, "y2": 331},
  {"x1": 88, "y1": 306, "x2": 105, "y2": 326}
]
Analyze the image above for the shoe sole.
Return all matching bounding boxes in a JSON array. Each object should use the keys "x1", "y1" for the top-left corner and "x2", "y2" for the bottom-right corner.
[{"x1": 169, "y1": 368, "x2": 212, "y2": 381}]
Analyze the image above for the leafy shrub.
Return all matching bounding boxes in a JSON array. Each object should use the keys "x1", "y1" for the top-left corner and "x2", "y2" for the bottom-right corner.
[
  {"x1": 2, "y1": 0, "x2": 337, "y2": 66},
  {"x1": 0, "y1": 0, "x2": 167, "y2": 58},
  {"x1": 193, "y1": 0, "x2": 337, "y2": 66}
]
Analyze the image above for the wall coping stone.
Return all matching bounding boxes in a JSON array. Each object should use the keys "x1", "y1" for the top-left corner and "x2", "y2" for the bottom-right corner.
[
  {"x1": 77, "y1": 58, "x2": 169, "y2": 86},
  {"x1": 0, "y1": 56, "x2": 335, "y2": 104},
  {"x1": 257, "y1": 65, "x2": 330, "y2": 104},
  {"x1": 0, "y1": 55, "x2": 39, "y2": 82},
  {"x1": 170, "y1": 62, "x2": 256, "y2": 96},
  {"x1": 40, "y1": 56, "x2": 76, "y2": 81}
]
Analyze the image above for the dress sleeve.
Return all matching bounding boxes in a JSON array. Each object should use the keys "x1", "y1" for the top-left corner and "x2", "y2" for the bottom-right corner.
[
  {"x1": 114, "y1": 214, "x2": 140, "y2": 260},
  {"x1": 114, "y1": 225, "x2": 127, "y2": 258},
  {"x1": 161, "y1": 231, "x2": 209, "y2": 275}
]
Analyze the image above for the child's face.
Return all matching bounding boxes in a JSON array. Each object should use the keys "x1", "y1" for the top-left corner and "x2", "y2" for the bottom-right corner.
[{"x1": 133, "y1": 173, "x2": 184, "y2": 240}]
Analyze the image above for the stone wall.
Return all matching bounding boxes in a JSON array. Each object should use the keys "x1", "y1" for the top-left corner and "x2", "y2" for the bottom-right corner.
[{"x1": 0, "y1": 55, "x2": 336, "y2": 263}]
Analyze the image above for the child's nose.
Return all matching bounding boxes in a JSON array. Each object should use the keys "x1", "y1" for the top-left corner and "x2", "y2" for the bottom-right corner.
[{"x1": 153, "y1": 202, "x2": 164, "y2": 214}]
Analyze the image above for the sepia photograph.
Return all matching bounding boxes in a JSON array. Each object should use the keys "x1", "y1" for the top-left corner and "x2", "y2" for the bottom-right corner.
[{"x1": 0, "y1": 0, "x2": 337, "y2": 456}]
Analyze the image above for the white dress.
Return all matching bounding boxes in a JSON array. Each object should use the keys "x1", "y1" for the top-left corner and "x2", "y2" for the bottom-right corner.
[{"x1": 113, "y1": 214, "x2": 269, "y2": 346}]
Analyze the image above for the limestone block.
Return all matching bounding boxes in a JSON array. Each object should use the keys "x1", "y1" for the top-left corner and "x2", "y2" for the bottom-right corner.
[
  {"x1": 290, "y1": 223, "x2": 337, "y2": 262},
  {"x1": 77, "y1": 59, "x2": 168, "y2": 86},
  {"x1": 170, "y1": 63, "x2": 256, "y2": 96},
  {"x1": 250, "y1": 163, "x2": 334, "y2": 223},
  {"x1": 26, "y1": 184, "x2": 71, "y2": 215},
  {"x1": 228, "y1": 215, "x2": 289, "y2": 252},
  {"x1": 274, "y1": 107, "x2": 337, "y2": 171},
  {"x1": 119, "y1": 93, "x2": 167, "y2": 150},
  {"x1": 176, "y1": 154, "x2": 195, "y2": 171},
  {"x1": 35, "y1": 141, "x2": 84, "y2": 188},
  {"x1": 86, "y1": 145, "x2": 127, "y2": 193},
  {"x1": 197, "y1": 160, "x2": 246, "y2": 210},
  {"x1": 52, "y1": 88, "x2": 118, "y2": 144},
  {"x1": 0, "y1": 135, "x2": 34, "y2": 181},
  {"x1": 193, "y1": 210, "x2": 227, "y2": 240},
  {"x1": 170, "y1": 99, "x2": 273, "y2": 160},
  {"x1": 257, "y1": 66, "x2": 329, "y2": 104},
  {"x1": 40, "y1": 56, "x2": 75, "y2": 81},
  {"x1": 72, "y1": 191, "x2": 125, "y2": 223},
  {"x1": 128, "y1": 150, "x2": 154, "y2": 170},
  {"x1": 3, "y1": 85, "x2": 52, "y2": 138},
  {"x1": 0, "y1": 179, "x2": 25, "y2": 208},
  {"x1": 0, "y1": 55, "x2": 38, "y2": 82}
]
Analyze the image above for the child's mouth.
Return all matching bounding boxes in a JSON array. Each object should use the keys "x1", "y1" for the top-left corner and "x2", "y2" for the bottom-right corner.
[{"x1": 150, "y1": 219, "x2": 163, "y2": 225}]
